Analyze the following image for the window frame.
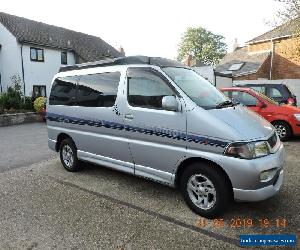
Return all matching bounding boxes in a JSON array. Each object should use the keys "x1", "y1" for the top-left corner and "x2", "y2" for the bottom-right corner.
[
  {"x1": 126, "y1": 67, "x2": 178, "y2": 111},
  {"x1": 231, "y1": 90, "x2": 258, "y2": 106},
  {"x1": 61, "y1": 51, "x2": 68, "y2": 65},
  {"x1": 75, "y1": 71, "x2": 121, "y2": 108},
  {"x1": 33, "y1": 85, "x2": 47, "y2": 97},
  {"x1": 30, "y1": 47, "x2": 44, "y2": 62},
  {"x1": 49, "y1": 76, "x2": 78, "y2": 106}
]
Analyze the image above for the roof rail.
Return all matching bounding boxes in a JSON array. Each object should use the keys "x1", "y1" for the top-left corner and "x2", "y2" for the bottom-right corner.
[{"x1": 59, "y1": 56, "x2": 185, "y2": 72}]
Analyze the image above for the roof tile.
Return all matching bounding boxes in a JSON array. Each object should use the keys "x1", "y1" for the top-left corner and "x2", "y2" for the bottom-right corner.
[{"x1": 0, "y1": 12, "x2": 122, "y2": 62}]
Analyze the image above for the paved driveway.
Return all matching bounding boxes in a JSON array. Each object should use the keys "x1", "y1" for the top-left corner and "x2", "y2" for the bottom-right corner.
[
  {"x1": 0, "y1": 123, "x2": 299, "y2": 248},
  {"x1": 0, "y1": 123, "x2": 55, "y2": 172}
]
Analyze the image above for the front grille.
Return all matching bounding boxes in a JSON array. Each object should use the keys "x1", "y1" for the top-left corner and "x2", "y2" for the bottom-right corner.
[{"x1": 267, "y1": 133, "x2": 277, "y2": 149}]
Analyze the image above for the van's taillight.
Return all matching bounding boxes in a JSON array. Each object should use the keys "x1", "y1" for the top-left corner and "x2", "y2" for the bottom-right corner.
[{"x1": 287, "y1": 98, "x2": 295, "y2": 105}]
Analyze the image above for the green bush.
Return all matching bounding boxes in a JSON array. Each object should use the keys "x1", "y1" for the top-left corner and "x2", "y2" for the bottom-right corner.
[
  {"x1": 20, "y1": 96, "x2": 34, "y2": 111},
  {"x1": 33, "y1": 97, "x2": 46, "y2": 112},
  {"x1": 0, "y1": 87, "x2": 22, "y2": 110},
  {"x1": 0, "y1": 74, "x2": 24, "y2": 111}
]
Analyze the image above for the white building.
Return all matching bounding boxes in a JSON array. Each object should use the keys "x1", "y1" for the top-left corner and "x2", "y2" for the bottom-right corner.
[{"x1": 0, "y1": 12, "x2": 122, "y2": 97}]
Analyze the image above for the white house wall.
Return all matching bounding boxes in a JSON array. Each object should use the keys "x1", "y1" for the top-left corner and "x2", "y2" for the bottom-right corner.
[
  {"x1": 216, "y1": 76, "x2": 233, "y2": 89},
  {"x1": 0, "y1": 23, "x2": 23, "y2": 93},
  {"x1": 22, "y1": 45, "x2": 75, "y2": 96}
]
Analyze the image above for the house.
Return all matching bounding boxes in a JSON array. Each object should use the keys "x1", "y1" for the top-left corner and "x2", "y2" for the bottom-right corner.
[
  {"x1": 182, "y1": 55, "x2": 233, "y2": 88},
  {"x1": 0, "y1": 12, "x2": 122, "y2": 97},
  {"x1": 216, "y1": 19, "x2": 300, "y2": 81}
]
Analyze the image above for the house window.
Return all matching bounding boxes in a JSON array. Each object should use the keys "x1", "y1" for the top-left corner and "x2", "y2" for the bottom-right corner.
[
  {"x1": 228, "y1": 63, "x2": 244, "y2": 71},
  {"x1": 33, "y1": 85, "x2": 47, "y2": 98},
  {"x1": 30, "y1": 47, "x2": 44, "y2": 62},
  {"x1": 61, "y1": 51, "x2": 67, "y2": 65}
]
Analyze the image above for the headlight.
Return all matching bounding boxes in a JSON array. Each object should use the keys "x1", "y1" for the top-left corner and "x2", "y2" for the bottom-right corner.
[
  {"x1": 225, "y1": 141, "x2": 269, "y2": 159},
  {"x1": 294, "y1": 114, "x2": 300, "y2": 122}
]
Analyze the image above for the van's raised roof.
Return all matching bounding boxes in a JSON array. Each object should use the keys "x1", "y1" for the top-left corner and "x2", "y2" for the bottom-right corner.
[{"x1": 59, "y1": 56, "x2": 186, "y2": 72}]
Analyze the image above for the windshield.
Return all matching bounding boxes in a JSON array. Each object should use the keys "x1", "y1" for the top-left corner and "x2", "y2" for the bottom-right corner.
[
  {"x1": 163, "y1": 67, "x2": 228, "y2": 109},
  {"x1": 255, "y1": 90, "x2": 279, "y2": 105}
]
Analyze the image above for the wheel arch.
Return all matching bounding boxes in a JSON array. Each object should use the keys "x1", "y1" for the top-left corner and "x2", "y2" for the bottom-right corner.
[
  {"x1": 174, "y1": 157, "x2": 233, "y2": 194},
  {"x1": 56, "y1": 133, "x2": 75, "y2": 152}
]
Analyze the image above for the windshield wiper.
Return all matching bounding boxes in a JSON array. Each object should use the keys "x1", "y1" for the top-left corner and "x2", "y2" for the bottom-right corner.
[{"x1": 215, "y1": 100, "x2": 235, "y2": 109}]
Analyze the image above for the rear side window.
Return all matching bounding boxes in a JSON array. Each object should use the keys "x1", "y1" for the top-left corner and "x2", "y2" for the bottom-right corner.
[
  {"x1": 250, "y1": 86, "x2": 266, "y2": 94},
  {"x1": 127, "y1": 68, "x2": 174, "y2": 109},
  {"x1": 268, "y1": 87, "x2": 282, "y2": 98},
  {"x1": 49, "y1": 76, "x2": 77, "y2": 105},
  {"x1": 76, "y1": 72, "x2": 120, "y2": 107}
]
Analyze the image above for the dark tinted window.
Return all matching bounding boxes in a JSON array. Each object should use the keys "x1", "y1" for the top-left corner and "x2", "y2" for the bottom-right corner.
[
  {"x1": 231, "y1": 91, "x2": 257, "y2": 106},
  {"x1": 77, "y1": 72, "x2": 120, "y2": 107},
  {"x1": 128, "y1": 68, "x2": 174, "y2": 109},
  {"x1": 49, "y1": 76, "x2": 77, "y2": 105},
  {"x1": 61, "y1": 51, "x2": 67, "y2": 65}
]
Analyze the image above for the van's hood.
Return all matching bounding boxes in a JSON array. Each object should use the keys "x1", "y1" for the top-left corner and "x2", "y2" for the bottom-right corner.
[
  {"x1": 207, "y1": 105, "x2": 274, "y2": 141},
  {"x1": 187, "y1": 105, "x2": 274, "y2": 142}
]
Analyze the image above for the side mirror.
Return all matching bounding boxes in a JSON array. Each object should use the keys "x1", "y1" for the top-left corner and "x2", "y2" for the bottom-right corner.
[
  {"x1": 256, "y1": 101, "x2": 266, "y2": 108},
  {"x1": 162, "y1": 96, "x2": 179, "y2": 112}
]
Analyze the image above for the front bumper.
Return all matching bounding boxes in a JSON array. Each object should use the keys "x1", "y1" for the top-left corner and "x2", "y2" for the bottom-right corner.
[
  {"x1": 233, "y1": 169, "x2": 283, "y2": 201},
  {"x1": 48, "y1": 139, "x2": 57, "y2": 152},
  {"x1": 217, "y1": 141, "x2": 285, "y2": 202}
]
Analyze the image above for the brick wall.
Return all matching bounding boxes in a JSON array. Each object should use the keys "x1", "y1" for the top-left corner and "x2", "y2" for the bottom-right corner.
[
  {"x1": 272, "y1": 37, "x2": 300, "y2": 79},
  {"x1": 247, "y1": 37, "x2": 300, "y2": 79},
  {"x1": 248, "y1": 42, "x2": 271, "y2": 53}
]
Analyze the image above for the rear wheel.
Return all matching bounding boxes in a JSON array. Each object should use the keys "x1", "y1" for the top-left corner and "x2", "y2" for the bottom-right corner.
[
  {"x1": 59, "y1": 138, "x2": 80, "y2": 172},
  {"x1": 272, "y1": 121, "x2": 292, "y2": 141},
  {"x1": 180, "y1": 162, "x2": 232, "y2": 219}
]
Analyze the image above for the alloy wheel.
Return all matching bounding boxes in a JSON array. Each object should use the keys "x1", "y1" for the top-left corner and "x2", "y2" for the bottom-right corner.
[
  {"x1": 62, "y1": 145, "x2": 74, "y2": 168},
  {"x1": 187, "y1": 174, "x2": 216, "y2": 210}
]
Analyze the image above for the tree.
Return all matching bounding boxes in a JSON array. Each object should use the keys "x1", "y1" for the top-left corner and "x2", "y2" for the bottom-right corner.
[
  {"x1": 275, "y1": 0, "x2": 300, "y2": 33},
  {"x1": 177, "y1": 27, "x2": 227, "y2": 66}
]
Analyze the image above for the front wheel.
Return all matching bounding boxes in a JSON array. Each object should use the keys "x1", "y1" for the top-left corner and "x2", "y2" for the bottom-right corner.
[
  {"x1": 59, "y1": 138, "x2": 80, "y2": 172},
  {"x1": 180, "y1": 162, "x2": 232, "y2": 218},
  {"x1": 272, "y1": 121, "x2": 292, "y2": 141}
]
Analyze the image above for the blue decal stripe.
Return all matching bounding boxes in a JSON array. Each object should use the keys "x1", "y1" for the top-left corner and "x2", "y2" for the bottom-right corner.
[{"x1": 46, "y1": 112, "x2": 228, "y2": 148}]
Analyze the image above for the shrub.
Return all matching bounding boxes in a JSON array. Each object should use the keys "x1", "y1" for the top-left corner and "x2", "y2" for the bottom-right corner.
[
  {"x1": 0, "y1": 74, "x2": 23, "y2": 111},
  {"x1": 0, "y1": 87, "x2": 22, "y2": 110},
  {"x1": 33, "y1": 97, "x2": 46, "y2": 112},
  {"x1": 20, "y1": 96, "x2": 34, "y2": 111}
]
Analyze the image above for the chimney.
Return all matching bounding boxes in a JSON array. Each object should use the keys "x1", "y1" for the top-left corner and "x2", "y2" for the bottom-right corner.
[
  {"x1": 119, "y1": 46, "x2": 125, "y2": 56},
  {"x1": 233, "y1": 38, "x2": 239, "y2": 51},
  {"x1": 183, "y1": 54, "x2": 193, "y2": 66}
]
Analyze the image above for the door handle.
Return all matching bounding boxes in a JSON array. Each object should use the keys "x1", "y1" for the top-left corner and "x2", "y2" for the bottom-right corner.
[{"x1": 125, "y1": 114, "x2": 134, "y2": 120}]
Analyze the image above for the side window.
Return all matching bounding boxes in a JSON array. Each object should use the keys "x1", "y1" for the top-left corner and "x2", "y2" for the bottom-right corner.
[
  {"x1": 251, "y1": 86, "x2": 266, "y2": 94},
  {"x1": 76, "y1": 72, "x2": 120, "y2": 107},
  {"x1": 268, "y1": 87, "x2": 282, "y2": 98},
  {"x1": 232, "y1": 91, "x2": 257, "y2": 106},
  {"x1": 127, "y1": 68, "x2": 175, "y2": 109},
  {"x1": 49, "y1": 76, "x2": 77, "y2": 105}
]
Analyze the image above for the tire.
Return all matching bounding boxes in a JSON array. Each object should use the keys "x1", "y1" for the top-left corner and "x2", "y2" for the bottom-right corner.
[
  {"x1": 272, "y1": 121, "x2": 292, "y2": 141},
  {"x1": 180, "y1": 162, "x2": 232, "y2": 219},
  {"x1": 59, "y1": 138, "x2": 80, "y2": 172}
]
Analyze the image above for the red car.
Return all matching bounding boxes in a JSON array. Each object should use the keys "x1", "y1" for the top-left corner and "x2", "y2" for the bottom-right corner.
[{"x1": 221, "y1": 87, "x2": 300, "y2": 141}]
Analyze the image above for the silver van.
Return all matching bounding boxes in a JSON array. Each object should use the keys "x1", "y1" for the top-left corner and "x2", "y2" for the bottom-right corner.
[{"x1": 47, "y1": 56, "x2": 284, "y2": 218}]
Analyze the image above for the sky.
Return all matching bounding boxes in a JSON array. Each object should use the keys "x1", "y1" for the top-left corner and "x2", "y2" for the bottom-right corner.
[{"x1": 1, "y1": 0, "x2": 285, "y2": 59}]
